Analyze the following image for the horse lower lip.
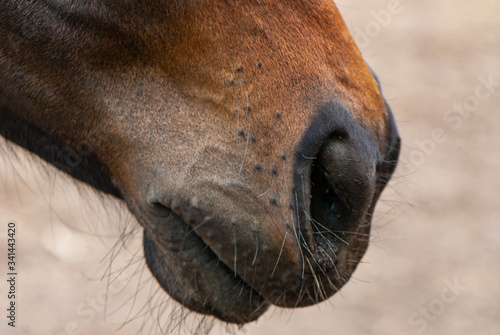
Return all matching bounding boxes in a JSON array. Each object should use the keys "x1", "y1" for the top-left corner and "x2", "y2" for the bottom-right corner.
[{"x1": 142, "y1": 212, "x2": 269, "y2": 323}]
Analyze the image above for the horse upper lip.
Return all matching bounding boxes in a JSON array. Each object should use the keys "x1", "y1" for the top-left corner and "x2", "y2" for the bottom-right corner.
[{"x1": 143, "y1": 182, "x2": 365, "y2": 310}]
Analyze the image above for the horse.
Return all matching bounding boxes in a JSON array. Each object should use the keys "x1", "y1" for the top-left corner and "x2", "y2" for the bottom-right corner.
[{"x1": 0, "y1": 0, "x2": 400, "y2": 325}]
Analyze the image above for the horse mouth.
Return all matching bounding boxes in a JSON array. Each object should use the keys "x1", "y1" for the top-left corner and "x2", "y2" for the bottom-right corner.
[{"x1": 140, "y1": 174, "x2": 377, "y2": 324}]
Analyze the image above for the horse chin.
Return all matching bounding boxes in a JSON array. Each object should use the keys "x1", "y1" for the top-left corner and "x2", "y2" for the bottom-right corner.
[{"x1": 142, "y1": 212, "x2": 269, "y2": 324}]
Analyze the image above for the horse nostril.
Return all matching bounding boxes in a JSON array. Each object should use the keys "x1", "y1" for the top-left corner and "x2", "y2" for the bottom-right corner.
[{"x1": 309, "y1": 134, "x2": 376, "y2": 263}]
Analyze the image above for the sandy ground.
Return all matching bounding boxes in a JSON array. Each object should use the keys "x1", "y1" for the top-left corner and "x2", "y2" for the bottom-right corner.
[{"x1": 1, "y1": 1, "x2": 499, "y2": 334}]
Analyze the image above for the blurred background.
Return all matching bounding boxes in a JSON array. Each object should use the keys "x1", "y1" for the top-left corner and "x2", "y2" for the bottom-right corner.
[{"x1": 1, "y1": 1, "x2": 499, "y2": 334}]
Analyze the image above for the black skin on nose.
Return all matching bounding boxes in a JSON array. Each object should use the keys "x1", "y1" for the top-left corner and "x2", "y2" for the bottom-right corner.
[
  {"x1": 292, "y1": 101, "x2": 396, "y2": 272},
  {"x1": 309, "y1": 132, "x2": 376, "y2": 251}
]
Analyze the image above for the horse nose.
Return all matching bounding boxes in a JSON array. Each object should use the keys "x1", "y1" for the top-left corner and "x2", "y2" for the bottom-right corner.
[{"x1": 307, "y1": 131, "x2": 377, "y2": 266}]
